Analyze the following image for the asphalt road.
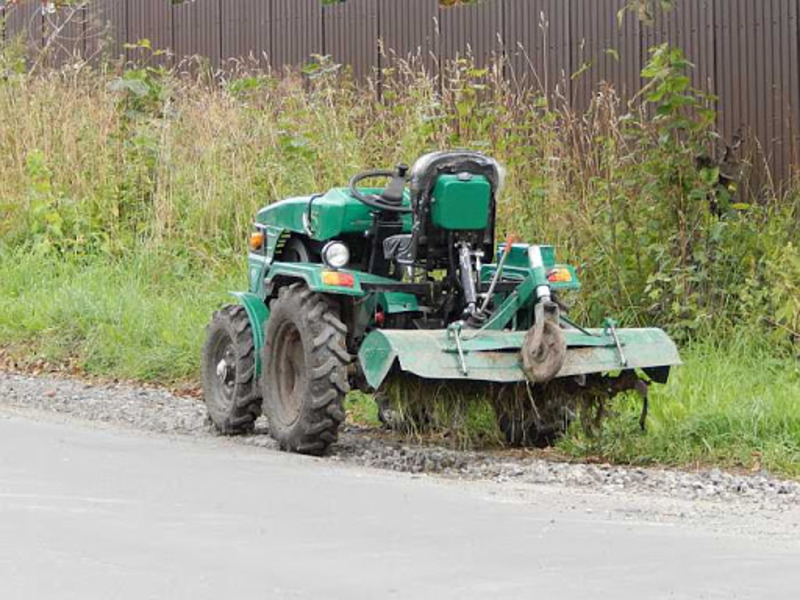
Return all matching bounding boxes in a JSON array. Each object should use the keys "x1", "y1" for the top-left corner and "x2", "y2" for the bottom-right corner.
[{"x1": 1, "y1": 412, "x2": 798, "y2": 600}]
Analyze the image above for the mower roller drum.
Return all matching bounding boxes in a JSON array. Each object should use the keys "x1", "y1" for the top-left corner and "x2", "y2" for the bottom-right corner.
[{"x1": 202, "y1": 151, "x2": 681, "y2": 454}]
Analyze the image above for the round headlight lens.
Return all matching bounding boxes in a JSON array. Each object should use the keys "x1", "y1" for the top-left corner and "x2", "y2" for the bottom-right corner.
[{"x1": 322, "y1": 241, "x2": 350, "y2": 269}]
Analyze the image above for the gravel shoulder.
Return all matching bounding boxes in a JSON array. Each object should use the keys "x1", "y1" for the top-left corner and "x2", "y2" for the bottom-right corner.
[{"x1": 2, "y1": 369, "x2": 799, "y2": 525}]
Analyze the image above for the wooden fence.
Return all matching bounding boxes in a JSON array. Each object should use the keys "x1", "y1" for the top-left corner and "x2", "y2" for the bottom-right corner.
[{"x1": 2, "y1": 0, "x2": 799, "y2": 186}]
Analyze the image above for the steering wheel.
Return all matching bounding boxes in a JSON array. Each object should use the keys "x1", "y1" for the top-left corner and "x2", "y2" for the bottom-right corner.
[{"x1": 348, "y1": 165, "x2": 413, "y2": 214}]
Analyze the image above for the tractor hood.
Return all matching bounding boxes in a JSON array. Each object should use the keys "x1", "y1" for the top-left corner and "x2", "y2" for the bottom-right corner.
[
  {"x1": 256, "y1": 188, "x2": 412, "y2": 242},
  {"x1": 358, "y1": 327, "x2": 682, "y2": 389}
]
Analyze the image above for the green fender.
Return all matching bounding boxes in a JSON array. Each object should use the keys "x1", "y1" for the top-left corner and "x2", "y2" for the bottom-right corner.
[
  {"x1": 235, "y1": 265, "x2": 422, "y2": 377},
  {"x1": 266, "y1": 262, "x2": 366, "y2": 297},
  {"x1": 265, "y1": 263, "x2": 419, "y2": 309},
  {"x1": 231, "y1": 292, "x2": 270, "y2": 377}
]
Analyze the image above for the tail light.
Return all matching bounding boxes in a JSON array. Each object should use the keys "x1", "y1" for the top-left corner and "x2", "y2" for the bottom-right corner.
[
  {"x1": 322, "y1": 271, "x2": 355, "y2": 288},
  {"x1": 547, "y1": 267, "x2": 573, "y2": 283}
]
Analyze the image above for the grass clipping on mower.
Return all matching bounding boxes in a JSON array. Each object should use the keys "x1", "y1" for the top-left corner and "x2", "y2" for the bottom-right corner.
[
  {"x1": 381, "y1": 377, "x2": 505, "y2": 450},
  {"x1": 379, "y1": 373, "x2": 643, "y2": 450}
]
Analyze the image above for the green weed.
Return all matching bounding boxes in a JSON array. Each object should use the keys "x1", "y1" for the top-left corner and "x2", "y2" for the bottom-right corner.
[
  {"x1": 560, "y1": 332, "x2": 800, "y2": 476},
  {"x1": 0, "y1": 250, "x2": 238, "y2": 383}
]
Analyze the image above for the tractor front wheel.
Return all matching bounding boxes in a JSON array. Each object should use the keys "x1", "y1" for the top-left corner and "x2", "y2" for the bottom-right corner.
[
  {"x1": 261, "y1": 283, "x2": 350, "y2": 455},
  {"x1": 201, "y1": 305, "x2": 263, "y2": 434}
]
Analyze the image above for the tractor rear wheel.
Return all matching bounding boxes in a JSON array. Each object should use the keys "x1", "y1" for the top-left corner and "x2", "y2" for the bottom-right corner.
[
  {"x1": 261, "y1": 283, "x2": 350, "y2": 455},
  {"x1": 201, "y1": 305, "x2": 263, "y2": 434}
]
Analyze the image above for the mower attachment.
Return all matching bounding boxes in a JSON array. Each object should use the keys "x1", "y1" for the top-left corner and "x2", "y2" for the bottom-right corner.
[{"x1": 358, "y1": 326, "x2": 682, "y2": 390}]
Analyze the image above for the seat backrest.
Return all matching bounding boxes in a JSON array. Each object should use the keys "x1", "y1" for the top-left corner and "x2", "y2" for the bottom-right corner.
[
  {"x1": 408, "y1": 151, "x2": 504, "y2": 263},
  {"x1": 410, "y1": 151, "x2": 504, "y2": 214}
]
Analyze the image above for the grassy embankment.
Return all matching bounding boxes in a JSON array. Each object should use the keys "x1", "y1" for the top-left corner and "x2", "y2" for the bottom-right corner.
[{"x1": 0, "y1": 47, "x2": 798, "y2": 474}]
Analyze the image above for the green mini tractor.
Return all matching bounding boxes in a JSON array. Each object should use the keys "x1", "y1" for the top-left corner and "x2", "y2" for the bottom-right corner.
[{"x1": 202, "y1": 151, "x2": 681, "y2": 454}]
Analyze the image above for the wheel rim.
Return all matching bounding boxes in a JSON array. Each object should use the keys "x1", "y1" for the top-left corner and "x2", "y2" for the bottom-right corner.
[
  {"x1": 272, "y1": 320, "x2": 306, "y2": 427},
  {"x1": 210, "y1": 334, "x2": 237, "y2": 408}
]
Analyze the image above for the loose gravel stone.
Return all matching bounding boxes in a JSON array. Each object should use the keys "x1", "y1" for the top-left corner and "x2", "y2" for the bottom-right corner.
[{"x1": 1, "y1": 370, "x2": 798, "y2": 509}]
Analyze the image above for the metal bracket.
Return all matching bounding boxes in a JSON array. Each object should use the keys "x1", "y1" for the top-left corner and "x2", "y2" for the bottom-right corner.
[
  {"x1": 447, "y1": 321, "x2": 469, "y2": 376},
  {"x1": 303, "y1": 193, "x2": 324, "y2": 236},
  {"x1": 603, "y1": 318, "x2": 628, "y2": 367},
  {"x1": 560, "y1": 314, "x2": 600, "y2": 338}
]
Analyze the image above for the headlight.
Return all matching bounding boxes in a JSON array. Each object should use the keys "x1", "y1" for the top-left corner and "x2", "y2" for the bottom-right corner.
[{"x1": 322, "y1": 241, "x2": 350, "y2": 269}]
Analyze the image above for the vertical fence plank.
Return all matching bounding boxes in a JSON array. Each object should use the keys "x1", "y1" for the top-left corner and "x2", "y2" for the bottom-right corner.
[
  {"x1": 644, "y1": 0, "x2": 716, "y2": 93},
  {"x1": 84, "y1": 0, "x2": 128, "y2": 62},
  {"x1": 784, "y1": 0, "x2": 800, "y2": 175},
  {"x1": 762, "y1": 0, "x2": 798, "y2": 187},
  {"x1": 570, "y1": 0, "x2": 642, "y2": 109},
  {"x1": 221, "y1": 0, "x2": 271, "y2": 67},
  {"x1": 127, "y1": 0, "x2": 173, "y2": 65},
  {"x1": 323, "y1": 0, "x2": 379, "y2": 80},
  {"x1": 713, "y1": 0, "x2": 798, "y2": 190},
  {"x1": 173, "y1": 0, "x2": 222, "y2": 68},
  {"x1": 502, "y1": 0, "x2": 572, "y2": 99},
  {"x1": 43, "y1": 5, "x2": 87, "y2": 67},
  {"x1": 377, "y1": 0, "x2": 438, "y2": 70},
  {"x1": 438, "y1": 0, "x2": 502, "y2": 68},
  {"x1": 5, "y1": 1, "x2": 42, "y2": 53},
  {"x1": 715, "y1": 0, "x2": 733, "y2": 146},
  {"x1": 269, "y1": 0, "x2": 322, "y2": 69}
]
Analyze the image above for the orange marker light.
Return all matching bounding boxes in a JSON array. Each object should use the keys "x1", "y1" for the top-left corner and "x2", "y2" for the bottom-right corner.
[
  {"x1": 249, "y1": 231, "x2": 265, "y2": 251},
  {"x1": 547, "y1": 267, "x2": 573, "y2": 283},
  {"x1": 322, "y1": 271, "x2": 355, "y2": 288}
]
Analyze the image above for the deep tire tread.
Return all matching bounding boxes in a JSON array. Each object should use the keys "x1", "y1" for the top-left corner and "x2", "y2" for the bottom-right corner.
[
  {"x1": 201, "y1": 304, "x2": 263, "y2": 435},
  {"x1": 261, "y1": 284, "x2": 350, "y2": 456}
]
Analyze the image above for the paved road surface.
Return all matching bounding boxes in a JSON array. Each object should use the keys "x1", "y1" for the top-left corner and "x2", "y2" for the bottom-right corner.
[{"x1": 1, "y1": 412, "x2": 797, "y2": 599}]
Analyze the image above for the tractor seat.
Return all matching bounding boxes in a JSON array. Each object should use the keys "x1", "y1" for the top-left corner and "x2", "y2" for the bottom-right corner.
[
  {"x1": 410, "y1": 150, "x2": 504, "y2": 210},
  {"x1": 383, "y1": 234, "x2": 414, "y2": 265}
]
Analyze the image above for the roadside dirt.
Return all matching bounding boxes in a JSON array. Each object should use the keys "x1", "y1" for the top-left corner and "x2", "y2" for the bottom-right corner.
[{"x1": 2, "y1": 368, "x2": 799, "y2": 520}]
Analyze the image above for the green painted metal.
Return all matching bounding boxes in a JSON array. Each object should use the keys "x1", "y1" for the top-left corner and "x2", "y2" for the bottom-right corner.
[
  {"x1": 256, "y1": 188, "x2": 412, "y2": 242},
  {"x1": 358, "y1": 326, "x2": 681, "y2": 389},
  {"x1": 481, "y1": 271, "x2": 538, "y2": 331},
  {"x1": 237, "y1": 175, "x2": 679, "y2": 393},
  {"x1": 376, "y1": 291, "x2": 420, "y2": 314},
  {"x1": 265, "y1": 262, "x2": 416, "y2": 299},
  {"x1": 548, "y1": 265, "x2": 581, "y2": 291},
  {"x1": 230, "y1": 291, "x2": 270, "y2": 376},
  {"x1": 264, "y1": 225, "x2": 286, "y2": 262},
  {"x1": 430, "y1": 174, "x2": 491, "y2": 230},
  {"x1": 483, "y1": 247, "x2": 581, "y2": 292},
  {"x1": 266, "y1": 262, "x2": 364, "y2": 296},
  {"x1": 248, "y1": 252, "x2": 269, "y2": 297}
]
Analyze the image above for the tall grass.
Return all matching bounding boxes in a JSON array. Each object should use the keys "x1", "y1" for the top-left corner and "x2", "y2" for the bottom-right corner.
[
  {"x1": 0, "y1": 250, "x2": 238, "y2": 382},
  {"x1": 0, "y1": 47, "x2": 798, "y2": 473},
  {"x1": 1, "y1": 49, "x2": 797, "y2": 339},
  {"x1": 562, "y1": 332, "x2": 800, "y2": 476}
]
